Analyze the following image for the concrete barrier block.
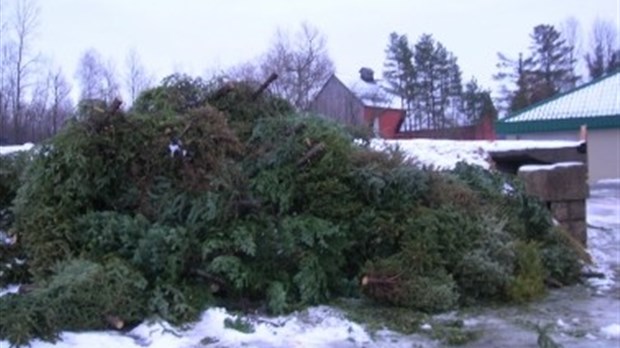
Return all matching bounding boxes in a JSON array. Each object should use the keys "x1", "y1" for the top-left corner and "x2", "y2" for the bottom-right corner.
[
  {"x1": 566, "y1": 220, "x2": 587, "y2": 247},
  {"x1": 518, "y1": 162, "x2": 587, "y2": 201},
  {"x1": 550, "y1": 202, "x2": 569, "y2": 221},
  {"x1": 568, "y1": 200, "x2": 586, "y2": 220},
  {"x1": 550, "y1": 200, "x2": 586, "y2": 222}
]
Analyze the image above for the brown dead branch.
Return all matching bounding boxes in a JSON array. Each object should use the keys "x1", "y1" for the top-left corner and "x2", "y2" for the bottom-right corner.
[
  {"x1": 296, "y1": 142, "x2": 326, "y2": 168},
  {"x1": 581, "y1": 271, "x2": 606, "y2": 279},
  {"x1": 18, "y1": 284, "x2": 37, "y2": 294},
  {"x1": 192, "y1": 269, "x2": 227, "y2": 293},
  {"x1": 544, "y1": 277, "x2": 563, "y2": 288},
  {"x1": 108, "y1": 98, "x2": 123, "y2": 115},
  {"x1": 361, "y1": 273, "x2": 402, "y2": 286},
  {"x1": 105, "y1": 314, "x2": 124, "y2": 330},
  {"x1": 91, "y1": 98, "x2": 123, "y2": 133},
  {"x1": 251, "y1": 73, "x2": 278, "y2": 100}
]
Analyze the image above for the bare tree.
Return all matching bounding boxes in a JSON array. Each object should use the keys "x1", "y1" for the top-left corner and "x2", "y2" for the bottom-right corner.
[
  {"x1": 559, "y1": 17, "x2": 583, "y2": 86},
  {"x1": 1, "y1": 0, "x2": 40, "y2": 143},
  {"x1": 0, "y1": 2, "x2": 10, "y2": 142},
  {"x1": 48, "y1": 67, "x2": 72, "y2": 135},
  {"x1": 223, "y1": 23, "x2": 334, "y2": 110},
  {"x1": 0, "y1": 38, "x2": 13, "y2": 142},
  {"x1": 124, "y1": 48, "x2": 153, "y2": 104},
  {"x1": 75, "y1": 49, "x2": 103, "y2": 101},
  {"x1": 101, "y1": 58, "x2": 120, "y2": 103},
  {"x1": 26, "y1": 74, "x2": 49, "y2": 141},
  {"x1": 260, "y1": 22, "x2": 335, "y2": 110},
  {"x1": 75, "y1": 48, "x2": 119, "y2": 103},
  {"x1": 226, "y1": 61, "x2": 261, "y2": 83},
  {"x1": 585, "y1": 18, "x2": 620, "y2": 80}
]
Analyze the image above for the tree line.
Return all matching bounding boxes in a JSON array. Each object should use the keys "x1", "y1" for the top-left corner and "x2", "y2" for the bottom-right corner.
[
  {"x1": 494, "y1": 18, "x2": 619, "y2": 113},
  {"x1": 0, "y1": 0, "x2": 157, "y2": 144},
  {"x1": 0, "y1": 0, "x2": 334, "y2": 144},
  {"x1": 383, "y1": 18, "x2": 620, "y2": 131},
  {"x1": 0, "y1": 0, "x2": 617, "y2": 143},
  {"x1": 383, "y1": 32, "x2": 496, "y2": 131}
]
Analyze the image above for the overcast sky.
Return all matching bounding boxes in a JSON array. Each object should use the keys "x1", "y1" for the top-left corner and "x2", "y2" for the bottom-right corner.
[{"x1": 5, "y1": 0, "x2": 620, "y2": 99}]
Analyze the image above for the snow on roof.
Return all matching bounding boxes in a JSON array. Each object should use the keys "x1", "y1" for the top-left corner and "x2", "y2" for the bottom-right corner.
[
  {"x1": 0, "y1": 143, "x2": 34, "y2": 155},
  {"x1": 502, "y1": 71, "x2": 620, "y2": 123},
  {"x1": 335, "y1": 74, "x2": 403, "y2": 110},
  {"x1": 371, "y1": 138, "x2": 584, "y2": 170},
  {"x1": 519, "y1": 162, "x2": 584, "y2": 172}
]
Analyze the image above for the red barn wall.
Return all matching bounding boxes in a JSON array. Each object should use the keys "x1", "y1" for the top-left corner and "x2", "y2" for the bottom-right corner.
[
  {"x1": 393, "y1": 114, "x2": 496, "y2": 140},
  {"x1": 363, "y1": 107, "x2": 405, "y2": 139}
]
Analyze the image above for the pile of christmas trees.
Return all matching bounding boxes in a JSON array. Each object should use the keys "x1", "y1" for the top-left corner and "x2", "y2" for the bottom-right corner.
[{"x1": 0, "y1": 74, "x2": 582, "y2": 346}]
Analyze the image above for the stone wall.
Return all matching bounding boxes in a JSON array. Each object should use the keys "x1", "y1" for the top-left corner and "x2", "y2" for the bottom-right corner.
[{"x1": 517, "y1": 162, "x2": 588, "y2": 246}]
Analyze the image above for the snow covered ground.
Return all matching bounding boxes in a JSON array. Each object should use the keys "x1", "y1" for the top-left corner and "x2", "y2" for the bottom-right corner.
[
  {"x1": 0, "y1": 143, "x2": 34, "y2": 156},
  {"x1": 371, "y1": 138, "x2": 583, "y2": 170},
  {"x1": 1, "y1": 139, "x2": 617, "y2": 348}
]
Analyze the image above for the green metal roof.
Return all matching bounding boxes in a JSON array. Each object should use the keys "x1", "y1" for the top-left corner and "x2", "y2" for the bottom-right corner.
[{"x1": 496, "y1": 71, "x2": 620, "y2": 134}]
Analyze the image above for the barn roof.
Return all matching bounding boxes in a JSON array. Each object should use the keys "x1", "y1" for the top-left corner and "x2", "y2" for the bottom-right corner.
[{"x1": 334, "y1": 74, "x2": 403, "y2": 110}]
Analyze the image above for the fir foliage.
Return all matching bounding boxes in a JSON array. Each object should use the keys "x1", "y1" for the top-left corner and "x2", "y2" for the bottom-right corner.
[
  {"x1": 0, "y1": 76, "x2": 583, "y2": 346},
  {"x1": 0, "y1": 151, "x2": 32, "y2": 287},
  {"x1": 0, "y1": 259, "x2": 148, "y2": 346}
]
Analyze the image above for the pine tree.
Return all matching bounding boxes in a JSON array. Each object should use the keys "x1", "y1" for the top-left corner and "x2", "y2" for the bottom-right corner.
[
  {"x1": 461, "y1": 78, "x2": 496, "y2": 124},
  {"x1": 495, "y1": 52, "x2": 536, "y2": 113},
  {"x1": 528, "y1": 24, "x2": 579, "y2": 99},
  {"x1": 382, "y1": 32, "x2": 479, "y2": 129},
  {"x1": 412, "y1": 34, "x2": 463, "y2": 129},
  {"x1": 495, "y1": 24, "x2": 578, "y2": 114},
  {"x1": 510, "y1": 53, "x2": 536, "y2": 112},
  {"x1": 437, "y1": 46, "x2": 463, "y2": 127},
  {"x1": 382, "y1": 33, "x2": 416, "y2": 128}
]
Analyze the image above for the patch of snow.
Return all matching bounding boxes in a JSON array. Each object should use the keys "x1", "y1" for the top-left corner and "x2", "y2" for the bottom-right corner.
[
  {"x1": 463, "y1": 318, "x2": 481, "y2": 327},
  {"x1": 15, "y1": 258, "x2": 26, "y2": 265},
  {"x1": 337, "y1": 74, "x2": 402, "y2": 110},
  {"x1": 518, "y1": 162, "x2": 584, "y2": 172},
  {"x1": 601, "y1": 324, "x2": 620, "y2": 339},
  {"x1": 1, "y1": 306, "x2": 400, "y2": 348},
  {"x1": 420, "y1": 323, "x2": 432, "y2": 330},
  {"x1": 371, "y1": 139, "x2": 491, "y2": 170},
  {"x1": 485, "y1": 140, "x2": 584, "y2": 151},
  {"x1": 0, "y1": 142, "x2": 34, "y2": 155},
  {"x1": 585, "y1": 333, "x2": 597, "y2": 340},
  {"x1": 353, "y1": 138, "x2": 366, "y2": 146},
  {"x1": 502, "y1": 183, "x2": 514, "y2": 195},
  {"x1": 556, "y1": 319, "x2": 568, "y2": 328},
  {"x1": 371, "y1": 139, "x2": 584, "y2": 171},
  {"x1": 0, "y1": 230, "x2": 17, "y2": 246},
  {"x1": 585, "y1": 182, "x2": 620, "y2": 291},
  {"x1": 0, "y1": 284, "x2": 20, "y2": 297},
  {"x1": 596, "y1": 178, "x2": 620, "y2": 185},
  {"x1": 168, "y1": 143, "x2": 182, "y2": 157}
]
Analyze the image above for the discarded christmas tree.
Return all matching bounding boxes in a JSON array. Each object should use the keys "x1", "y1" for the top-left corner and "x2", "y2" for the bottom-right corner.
[{"x1": 0, "y1": 73, "x2": 583, "y2": 346}]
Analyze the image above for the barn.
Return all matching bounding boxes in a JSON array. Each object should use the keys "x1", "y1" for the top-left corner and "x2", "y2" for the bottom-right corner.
[{"x1": 309, "y1": 68, "x2": 405, "y2": 139}]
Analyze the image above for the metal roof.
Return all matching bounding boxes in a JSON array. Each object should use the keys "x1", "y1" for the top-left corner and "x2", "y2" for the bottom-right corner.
[{"x1": 496, "y1": 71, "x2": 620, "y2": 134}]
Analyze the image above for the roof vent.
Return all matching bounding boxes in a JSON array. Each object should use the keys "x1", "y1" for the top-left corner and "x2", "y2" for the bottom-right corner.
[{"x1": 359, "y1": 67, "x2": 375, "y2": 83}]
